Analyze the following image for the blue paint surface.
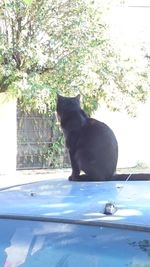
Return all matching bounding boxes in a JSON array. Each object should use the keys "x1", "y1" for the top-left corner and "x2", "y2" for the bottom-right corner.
[
  {"x1": 0, "y1": 179, "x2": 150, "y2": 266},
  {"x1": 0, "y1": 179, "x2": 150, "y2": 226}
]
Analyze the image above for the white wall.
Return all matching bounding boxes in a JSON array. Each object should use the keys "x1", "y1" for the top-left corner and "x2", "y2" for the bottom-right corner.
[
  {"x1": 95, "y1": 3, "x2": 150, "y2": 168},
  {"x1": 94, "y1": 100, "x2": 150, "y2": 168},
  {"x1": 0, "y1": 93, "x2": 17, "y2": 174}
]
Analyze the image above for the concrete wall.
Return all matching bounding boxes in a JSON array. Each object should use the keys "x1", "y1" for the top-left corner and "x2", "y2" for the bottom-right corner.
[
  {"x1": 94, "y1": 100, "x2": 150, "y2": 168},
  {"x1": 0, "y1": 93, "x2": 17, "y2": 174}
]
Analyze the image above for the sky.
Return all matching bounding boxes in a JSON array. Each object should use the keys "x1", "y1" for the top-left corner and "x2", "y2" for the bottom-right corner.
[{"x1": 107, "y1": 2, "x2": 150, "y2": 54}]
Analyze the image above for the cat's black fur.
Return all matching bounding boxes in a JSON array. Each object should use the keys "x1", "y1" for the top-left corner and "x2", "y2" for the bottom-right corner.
[{"x1": 57, "y1": 94, "x2": 150, "y2": 181}]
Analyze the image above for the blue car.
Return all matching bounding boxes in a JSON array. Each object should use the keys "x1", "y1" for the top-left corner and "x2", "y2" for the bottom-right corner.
[{"x1": 0, "y1": 177, "x2": 150, "y2": 266}]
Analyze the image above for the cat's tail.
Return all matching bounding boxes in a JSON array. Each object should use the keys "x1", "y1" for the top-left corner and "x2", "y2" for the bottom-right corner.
[
  {"x1": 69, "y1": 173, "x2": 150, "y2": 182},
  {"x1": 112, "y1": 173, "x2": 150, "y2": 181}
]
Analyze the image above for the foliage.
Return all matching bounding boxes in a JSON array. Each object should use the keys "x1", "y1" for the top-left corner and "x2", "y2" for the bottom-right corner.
[
  {"x1": 1, "y1": 0, "x2": 150, "y2": 169},
  {"x1": 0, "y1": 0, "x2": 150, "y2": 116}
]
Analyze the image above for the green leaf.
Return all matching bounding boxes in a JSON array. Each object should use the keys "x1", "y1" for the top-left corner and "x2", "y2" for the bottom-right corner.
[{"x1": 22, "y1": 0, "x2": 33, "y2": 5}]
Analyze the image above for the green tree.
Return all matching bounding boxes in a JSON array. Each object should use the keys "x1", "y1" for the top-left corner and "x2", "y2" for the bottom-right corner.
[
  {"x1": 0, "y1": 0, "x2": 149, "y2": 115},
  {"x1": 1, "y1": 0, "x2": 150, "y2": 168}
]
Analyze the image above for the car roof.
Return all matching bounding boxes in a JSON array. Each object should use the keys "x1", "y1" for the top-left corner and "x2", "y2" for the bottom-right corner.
[{"x1": 0, "y1": 178, "x2": 149, "y2": 231}]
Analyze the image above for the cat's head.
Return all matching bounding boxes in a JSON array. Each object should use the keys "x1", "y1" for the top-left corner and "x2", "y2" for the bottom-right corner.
[{"x1": 56, "y1": 94, "x2": 81, "y2": 119}]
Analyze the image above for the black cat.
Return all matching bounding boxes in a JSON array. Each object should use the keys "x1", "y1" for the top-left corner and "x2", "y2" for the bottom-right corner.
[{"x1": 56, "y1": 94, "x2": 150, "y2": 181}]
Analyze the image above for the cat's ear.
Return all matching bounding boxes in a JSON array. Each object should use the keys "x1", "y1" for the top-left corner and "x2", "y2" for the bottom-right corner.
[
  {"x1": 76, "y1": 94, "x2": 80, "y2": 101},
  {"x1": 57, "y1": 93, "x2": 61, "y2": 99},
  {"x1": 57, "y1": 94, "x2": 63, "y2": 102}
]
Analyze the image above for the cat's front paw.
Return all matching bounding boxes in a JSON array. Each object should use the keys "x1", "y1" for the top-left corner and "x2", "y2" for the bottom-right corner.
[
  {"x1": 68, "y1": 173, "x2": 79, "y2": 181},
  {"x1": 68, "y1": 174, "x2": 79, "y2": 181},
  {"x1": 68, "y1": 175, "x2": 74, "y2": 181}
]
